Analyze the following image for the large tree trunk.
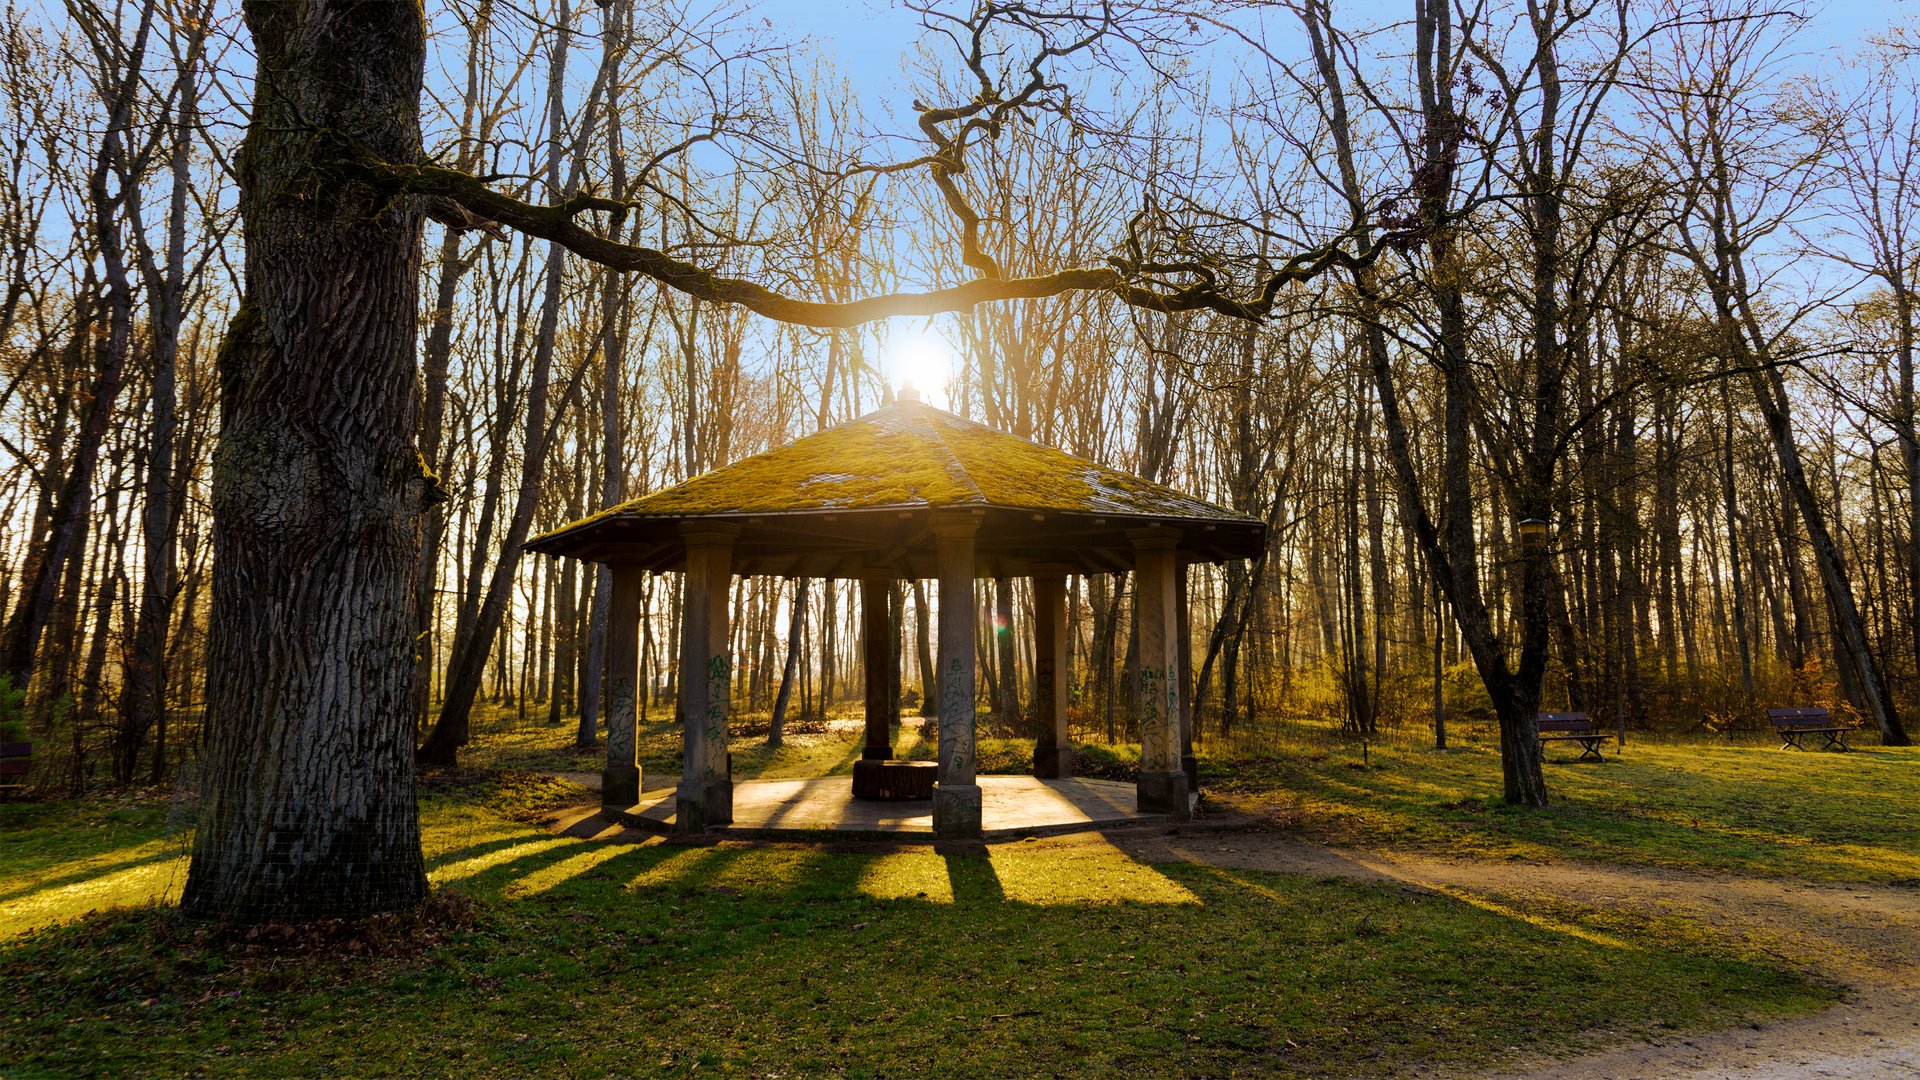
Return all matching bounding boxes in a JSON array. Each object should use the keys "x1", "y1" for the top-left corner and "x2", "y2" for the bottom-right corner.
[{"x1": 182, "y1": 1, "x2": 431, "y2": 920}]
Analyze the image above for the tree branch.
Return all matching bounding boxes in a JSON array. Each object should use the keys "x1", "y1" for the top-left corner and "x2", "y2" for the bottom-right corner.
[{"x1": 363, "y1": 157, "x2": 1409, "y2": 328}]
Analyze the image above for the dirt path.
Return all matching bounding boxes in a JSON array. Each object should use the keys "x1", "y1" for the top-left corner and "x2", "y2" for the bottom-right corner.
[{"x1": 1111, "y1": 826, "x2": 1920, "y2": 1079}]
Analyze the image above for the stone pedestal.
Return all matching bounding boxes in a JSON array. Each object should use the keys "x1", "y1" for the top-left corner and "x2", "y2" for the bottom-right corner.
[
  {"x1": 1136, "y1": 769, "x2": 1191, "y2": 816},
  {"x1": 932, "y1": 782, "x2": 982, "y2": 838},
  {"x1": 852, "y1": 759, "x2": 937, "y2": 800},
  {"x1": 675, "y1": 776, "x2": 733, "y2": 831},
  {"x1": 1033, "y1": 745, "x2": 1075, "y2": 779}
]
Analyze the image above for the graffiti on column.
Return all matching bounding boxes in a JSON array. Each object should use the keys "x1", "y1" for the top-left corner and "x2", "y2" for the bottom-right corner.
[
  {"x1": 940, "y1": 655, "x2": 971, "y2": 777},
  {"x1": 1139, "y1": 665, "x2": 1167, "y2": 766},
  {"x1": 705, "y1": 654, "x2": 731, "y2": 778},
  {"x1": 607, "y1": 674, "x2": 635, "y2": 759},
  {"x1": 1035, "y1": 658, "x2": 1056, "y2": 747}
]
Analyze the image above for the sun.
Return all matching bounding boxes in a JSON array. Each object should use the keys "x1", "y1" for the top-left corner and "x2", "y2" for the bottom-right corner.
[{"x1": 882, "y1": 320, "x2": 959, "y2": 406}]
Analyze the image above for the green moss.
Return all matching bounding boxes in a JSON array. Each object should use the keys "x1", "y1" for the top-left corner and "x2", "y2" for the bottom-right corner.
[
  {"x1": 927, "y1": 411, "x2": 1222, "y2": 517},
  {"x1": 632, "y1": 415, "x2": 979, "y2": 514},
  {"x1": 530, "y1": 402, "x2": 1252, "y2": 551}
]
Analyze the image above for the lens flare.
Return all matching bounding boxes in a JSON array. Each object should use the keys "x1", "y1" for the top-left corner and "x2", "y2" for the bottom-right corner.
[{"x1": 883, "y1": 320, "x2": 959, "y2": 405}]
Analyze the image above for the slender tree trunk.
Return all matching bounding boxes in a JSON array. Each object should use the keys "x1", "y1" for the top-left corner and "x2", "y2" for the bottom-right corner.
[
  {"x1": 1307, "y1": 0, "x2": 1547, "y2": 802},
  {"x1": 547, "y1": 521, "x2": 578, "y2": 725},
  {"x1": 122, "y1": 9, "x2": 205, "y2": 785},
  {"x1": 80, "y1": 482, "x2": 125, "y2": 758},
  {"x1": 914, "y1": 579, "x2": 936, "y2": 716},
  {"x1": 820, "y1": 579, "x2": 838, "y2": 711},
  {"x1": 768, "y1": 578, "x2": 806, "y2": 746},
  {"x1": 1720, "y1": 393, "x2": 1758, "y2": 707},
  {"x1": 419, "y1": 0, "x2": 594, "y2": 765},
  {"x1": 1895, "y1": 286, "x2": 1920, "y2": 698},
  {"x1": 2, "y1": 9, "x2": 153, "y2": 691},
  {"x1": 994, "y1": 576, "x2": 1018, "y2": 721}
]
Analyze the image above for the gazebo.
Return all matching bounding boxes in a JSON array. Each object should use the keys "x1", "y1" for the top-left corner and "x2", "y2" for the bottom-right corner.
[{"x1": 525, "y1": 391, "x2": 1263, "y2": 839}]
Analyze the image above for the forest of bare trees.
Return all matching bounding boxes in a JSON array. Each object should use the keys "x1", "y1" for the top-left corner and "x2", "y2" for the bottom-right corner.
[{"x1": 4, "y1": 0, "x2": 1919, "y2": 910}]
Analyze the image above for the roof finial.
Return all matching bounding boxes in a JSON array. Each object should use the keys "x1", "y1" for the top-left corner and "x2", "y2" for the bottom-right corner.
[{"x1": 898, "y1": 382, "x2": 922, "y2": 404}]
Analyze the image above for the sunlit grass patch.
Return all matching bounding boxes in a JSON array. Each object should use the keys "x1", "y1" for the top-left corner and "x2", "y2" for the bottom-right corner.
[
  {"x1": 1213, "y1": 740, "x2": 1920, "y2": 882},
  {"x1": 501, "y1": 842, "x2": 636, "y2": 898},
  {"x1": 0, "y1": 796, "x2": 191, "y2": 937},
  {"x1": 428, "y1": 836, "x2": 575, "y2": 885},
  {"x1": 853, "y1": 847, "x2": 954, "y2": 902},
  {"x1": 0, "y1": 856, "x2": 185, "y2": 938},
  {"x1": 989, "y1": 837, "x2": 1203, "y2": 907}
]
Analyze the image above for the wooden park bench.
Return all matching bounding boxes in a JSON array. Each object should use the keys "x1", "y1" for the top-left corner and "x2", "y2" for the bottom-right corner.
[
  {"x1": 1536, "y1": 712, "x2": 1611, "y2": 762},
  {"x1": 0, "y1": 741, "x2": 29, "y2": 796},
  {"x1": 1768, "y1": 708, "x2": 1859, "y2": 752}
]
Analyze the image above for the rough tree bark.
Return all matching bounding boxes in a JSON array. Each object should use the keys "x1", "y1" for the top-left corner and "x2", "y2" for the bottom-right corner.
[{"x1": 181, "y1": 1, "x2": 432, "y2": 920}]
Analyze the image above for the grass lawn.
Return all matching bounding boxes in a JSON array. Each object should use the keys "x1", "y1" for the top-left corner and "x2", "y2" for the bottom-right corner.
[
  {"x1": 468, "y1": 706, "x2": 1920, "y2": 883},
  {"x1": 1, "y1": 761, "x2": 1841, "y2": 1078},
  {"x1": 1206, "y1": 736, "x2": 1920, "y2": 883}
]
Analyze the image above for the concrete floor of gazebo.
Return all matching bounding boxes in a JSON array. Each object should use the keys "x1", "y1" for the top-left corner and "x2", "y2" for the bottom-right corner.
[{"x1": 602, "y1": 776, "x2": 1182, "y2": 840}]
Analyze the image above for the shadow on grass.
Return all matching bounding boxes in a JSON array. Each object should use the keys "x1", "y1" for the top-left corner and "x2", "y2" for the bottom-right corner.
[
  {"x1": 939, "y1": 842, "x2": 1007, "y2": 904},
  {"x1": 0, "y1": 803, "x2": 1841, "y2": 1079}
]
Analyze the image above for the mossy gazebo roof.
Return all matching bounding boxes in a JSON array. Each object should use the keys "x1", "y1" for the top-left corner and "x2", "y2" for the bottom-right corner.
[{"x1": 525, "y1": 395, "x2": 1263, "y2": 577}]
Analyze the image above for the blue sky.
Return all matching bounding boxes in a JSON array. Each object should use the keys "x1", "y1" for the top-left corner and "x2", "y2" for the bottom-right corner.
[
  {"x1": 764, "y1": 0, "x2": 1915, "y2": 88},
  {"x1": 736, "y1": 0, "x2": 1920, "y2": 400}
]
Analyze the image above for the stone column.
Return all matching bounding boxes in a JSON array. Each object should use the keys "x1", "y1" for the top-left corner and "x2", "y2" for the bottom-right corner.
[
  {"x1": 676, "y1": 524, "x2": 736, "y2": 831},
  {"x1": 1130, "y1": 527, "x2": 1189, "y2": 819},
  {"x1": 601, "y1": 563, "x2": 644, "y2": 808},
  {"x1": 860, "y1": 572, "x2": 895, "y2": 761},
  {"x1": 1031, "y1": 565, "x2": 1072, "y2": 779},
  {"x1": 1177, "y1": 565, "x2": 1197, "y2": 792},
  {"x1": 933, "y1": 512, "x2": 982, "y2": 838}
]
